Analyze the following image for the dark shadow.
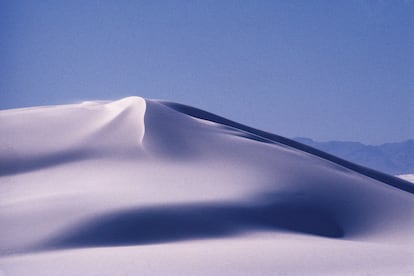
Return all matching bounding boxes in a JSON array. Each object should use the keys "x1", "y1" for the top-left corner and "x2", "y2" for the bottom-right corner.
[
  {"x1": 39, "y1": 200, "x2": 343, "y2": 251},
  {"x1": 162, "y1": 102, "x2": 414, "y2": 194},
  {"x1": 0, "y1": 150, "x2": 93, "y2": 176},
  {"x1": 0, "y1": 105, "x2": 138, "y2": 176},
  {"x1": 0, "y1": 148, "x2": 143, "y2": 176}
]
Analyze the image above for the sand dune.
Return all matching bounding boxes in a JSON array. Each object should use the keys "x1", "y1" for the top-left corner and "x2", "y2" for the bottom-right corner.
[
  {"x1": 399, "y1": 174, "x2": 414, "y2": 183},
  {"x1": 1, "y1": 97, "x2": 413, "y2": 275}
]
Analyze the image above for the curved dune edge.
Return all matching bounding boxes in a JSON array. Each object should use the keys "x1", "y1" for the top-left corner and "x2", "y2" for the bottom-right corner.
[
  {"x1": 0, "y1": 96, "x2": 147, "y2": 175},
  {"x1": 160, "y1": 101, "x2": 414, "y2": 194},
  {"x1": 1, "y1": 97, "x2": 413, "y2": 274}
]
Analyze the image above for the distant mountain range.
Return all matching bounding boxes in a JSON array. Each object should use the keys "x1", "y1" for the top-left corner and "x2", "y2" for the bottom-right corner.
[{"x1": 294, "y1": 138, "x2": 414, "y2": 175}]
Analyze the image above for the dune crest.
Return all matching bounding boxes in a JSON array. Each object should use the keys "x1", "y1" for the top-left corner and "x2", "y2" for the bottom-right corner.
[{"x1": 0, "y1": 97, "x2": 146, "y2": 175}]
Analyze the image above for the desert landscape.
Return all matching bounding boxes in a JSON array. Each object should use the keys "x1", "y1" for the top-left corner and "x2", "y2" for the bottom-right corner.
[{"x1": 1, "y1": 97, "x2": 413, "y2": 275}]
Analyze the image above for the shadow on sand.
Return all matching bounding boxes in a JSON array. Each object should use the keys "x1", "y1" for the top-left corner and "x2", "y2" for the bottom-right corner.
[
  {"x1": 163, "y1": 102, "x2": 414, "y2": 194},
  {"x1": 0, "y1": 150, "x2": 94, "y2": 176},
  {"x1": 40, "y1": 200, "x2": 343, "y2": 251}
]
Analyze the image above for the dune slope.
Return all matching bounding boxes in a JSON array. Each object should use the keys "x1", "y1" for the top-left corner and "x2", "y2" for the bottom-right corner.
[{"x1": 0, "y1": 97, "x2": 413, "y2": 275}]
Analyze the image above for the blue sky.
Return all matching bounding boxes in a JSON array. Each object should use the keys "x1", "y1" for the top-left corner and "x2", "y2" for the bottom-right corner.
[{"x1": 1, "y1": 0, "x2": 413, "y2": 144}]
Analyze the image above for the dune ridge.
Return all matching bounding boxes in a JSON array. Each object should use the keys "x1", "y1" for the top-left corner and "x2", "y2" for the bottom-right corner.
[{"x1": 0, "y1": 97, "x2": 146, "y2": 175}]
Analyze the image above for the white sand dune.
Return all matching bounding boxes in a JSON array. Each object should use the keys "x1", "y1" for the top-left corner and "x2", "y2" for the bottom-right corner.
[
  {"x1": 399, "y1": 174, "x2": 414, "y2": 183},
  {"x1": 0, "y1": 96, "x2": 413, "y2": 275}
]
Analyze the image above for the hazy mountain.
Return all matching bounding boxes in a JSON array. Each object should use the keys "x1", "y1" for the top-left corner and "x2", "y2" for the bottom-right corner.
[{"x1": 294, "y1": 138, "x2": 414, "y2": 175}]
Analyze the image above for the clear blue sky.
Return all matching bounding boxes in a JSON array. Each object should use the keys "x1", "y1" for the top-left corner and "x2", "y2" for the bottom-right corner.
[{"x1": 1, "y1": 0, "x2": 413, "y2": 144}]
